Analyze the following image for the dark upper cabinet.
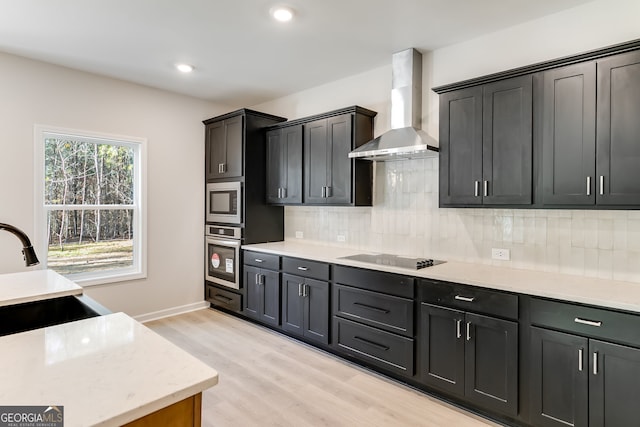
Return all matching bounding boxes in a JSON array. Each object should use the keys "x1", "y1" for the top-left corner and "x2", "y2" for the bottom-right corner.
[
  {"x1": 541, "y1": 62, "x2": 597, "y2": 206},
  {"x1": 304, "y1": 113, "x2": 354, "y2": 204},
  {"x1": 205, "y1": 115, "x2": 243, "y2": 180},
  {"x1": 438, "y1": 75, "x2": 532, "y2": 207},
  {"x1": 596, "y1": 50, "x2": 640, "y2": 205},
  {"x1": 439, "y1": 86, "x2": 483, "y2": 206},
  {"x1": 266, "y1": 125, "x2": 303, "y2": 204},
  {"x1": 482, "y1": 75, "x2": 533, "y2": 205}
]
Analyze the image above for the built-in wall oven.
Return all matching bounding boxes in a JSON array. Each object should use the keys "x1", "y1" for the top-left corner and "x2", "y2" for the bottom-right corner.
[
  {"x1": 206, "y1": 181, "x2": 241, "y2": 225},
  {"x1": 205, "y1": 225, "x2": 241, "y2": 289}
]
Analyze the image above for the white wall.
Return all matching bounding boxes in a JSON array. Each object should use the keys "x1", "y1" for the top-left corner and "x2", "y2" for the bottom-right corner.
[
  {"x1": 0, "y1": 52, "x2": 229, "y2": 316},
  {"x1": 252, "y1": 0, "x2": 640, "y2": 284}
]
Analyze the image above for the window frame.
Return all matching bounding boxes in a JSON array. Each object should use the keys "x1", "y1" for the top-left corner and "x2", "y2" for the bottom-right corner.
[{"x1": 34, "y1": 124, "x2": 147, "y2": 286}]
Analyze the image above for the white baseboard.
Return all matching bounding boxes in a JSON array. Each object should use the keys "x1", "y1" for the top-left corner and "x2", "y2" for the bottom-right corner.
[{"x1": 134, "y1": 300, "x2": 210, "y2": 323}]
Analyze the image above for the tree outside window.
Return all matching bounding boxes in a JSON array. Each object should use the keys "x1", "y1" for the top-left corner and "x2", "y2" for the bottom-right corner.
[{"x1": 35, "y1": 126, "x2": 146, "y2": 285}]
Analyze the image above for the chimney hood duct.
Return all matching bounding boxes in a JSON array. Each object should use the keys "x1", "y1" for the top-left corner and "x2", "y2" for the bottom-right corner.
[{"x1": 349, "y1": 48, "x2": 438, "y2": 161}]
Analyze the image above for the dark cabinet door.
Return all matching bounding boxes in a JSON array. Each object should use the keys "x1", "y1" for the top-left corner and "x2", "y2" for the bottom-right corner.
[
  {"x1": 596, "y1": 50, "x2": 640, "y2": 205},
  {"x1": 530, "y1": 327, "x2": 588, "y2": 427},
  {"x1": 464, "y1": 312, "x2": 518, "y2": 416},
  {"x1": 589, "y1": 339, "x2": 640, "y2": 427},
  {"x1": 266, "y1": 125, "x2": 303, "y2": 204},
  {"x1": 304, "y1": 114, "x2": 353, "y2": 204},
  {"x1": 482, "y1": 75, "x2": 533, "y2": 205},
  {"x1": 542, "y1": 62, "x2": 596, "y2": 206},
  {"x1": 243, "y1": 265, "x2": 261, "y2": 320},
  {"x1": 243, "y1": 265, "x2": 280, "y2": 326},
  {"x1": 303, "y1": 277, "x2": 329, "y2": 345},
  {"x1": 439, "y1": 86, "x2": 483, "y2": 206},
  {"x1": 260, "y1": 269, "x2": 280, "y2": 327},
  {"x1": 325, "y1": 114, "x2": 352, "y2": 204},
  {"x1": 419, "y1": 303, "x2": 465, "y2": 396},
  {"x1": 205, "y1": 115, "x2": 243, "y2": 180},
  {"x1": 281, "y1": 273, "x2": 304, "y2": 335}
]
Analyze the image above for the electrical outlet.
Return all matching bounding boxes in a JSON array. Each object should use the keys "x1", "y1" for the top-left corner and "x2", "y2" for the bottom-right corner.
[
  {"x1": 491, "y1": 248, "x2": 510, "y2": 261},
  {"x1": 337, "y1": 235, "x2": 346, "y2": 242},
  {"x1": 295, "y1": 231, "x2": 304, "y2": 239}
]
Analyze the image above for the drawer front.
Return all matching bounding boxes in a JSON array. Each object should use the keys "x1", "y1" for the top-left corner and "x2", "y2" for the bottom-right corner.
[
  {"x1": 282, "y1": 256, "x2": 330, "y2": 281},
  {"x1": 206, "y1": 285, "x2": 242, "y2": 312},
  {"x1": 334, "y1": 316, "x2": 414, "y2": 376},
  {"x1": 334, "y1": 265, "x2": 414, "y2": 298},
  {"x1": 334, "y1": 284, "x2": 414, "y2": 337},
  {"x1": 531, "y1": 298, "x2": 640, "y2": 347},
  {"x1": 419, "y1": 280, "x2": 518, "y2": 320},
  {"x1": 244, "y1": 251, "x2": 280, "y2": 270}
]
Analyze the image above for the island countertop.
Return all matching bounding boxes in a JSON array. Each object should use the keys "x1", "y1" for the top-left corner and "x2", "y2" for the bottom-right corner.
[
  {"x1": 0, "y1": 269, "x2": 83, "y2": 307},
  {"x1": 0, "y1": 312, "x2": 218, "y2": 427},
  {"x1": 243, "y1": 240, "x2": 640, "y2": 314}
]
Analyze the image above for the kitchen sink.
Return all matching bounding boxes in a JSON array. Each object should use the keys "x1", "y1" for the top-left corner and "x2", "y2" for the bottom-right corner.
[{"x1": 0, "y1": 294, "x2": 111, "y2": 337}]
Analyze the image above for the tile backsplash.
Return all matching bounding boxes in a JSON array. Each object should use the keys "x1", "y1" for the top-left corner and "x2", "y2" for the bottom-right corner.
[{"x1": 284, "y1": 158, "x2": 640, "y2": 284}]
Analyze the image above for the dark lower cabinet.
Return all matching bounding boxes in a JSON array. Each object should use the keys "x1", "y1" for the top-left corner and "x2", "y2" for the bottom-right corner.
[
  {"x1": 281, "y1": 273, "x2": 329, "y2": 345},
  {"x1": 419, "y1": 303, "x2": 519, "y2": 417},
  {"x1": 530, "y1": 327, "x2": 588, "y2": 427},
  {"x1": 243, "y1": 265, "x2": 280, "y2": 327}
]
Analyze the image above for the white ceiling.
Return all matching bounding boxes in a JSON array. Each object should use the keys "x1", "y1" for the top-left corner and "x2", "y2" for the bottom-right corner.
[{"x1": 0, "y1": 0, "x2": 594, "y2": 107}]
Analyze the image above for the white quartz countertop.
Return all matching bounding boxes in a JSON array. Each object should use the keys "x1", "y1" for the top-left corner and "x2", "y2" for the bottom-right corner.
[
  {"x1": 243, "y1": 241, "x2": 640, "y2": 314},
  {"x1": 0, "y1": 312, "x2": 219, "y2": 427},
  {"x1": 0, "y1": 269, "x2": 82, "y2": 307}
]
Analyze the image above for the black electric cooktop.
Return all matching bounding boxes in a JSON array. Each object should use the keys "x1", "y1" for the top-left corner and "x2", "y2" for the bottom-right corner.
[{"x1": 339, "y1": 253, "x2": 446, "y2": 270}]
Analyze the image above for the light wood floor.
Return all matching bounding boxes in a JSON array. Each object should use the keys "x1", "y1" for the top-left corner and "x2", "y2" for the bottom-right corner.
[{"x1": 147, "y1": 309, "x2": 501, "y2": 427}]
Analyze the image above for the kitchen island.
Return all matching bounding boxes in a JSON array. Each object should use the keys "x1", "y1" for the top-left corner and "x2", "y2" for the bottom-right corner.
[{"x1": 0, "y1": 270, "x2": 218, "y2": 427}]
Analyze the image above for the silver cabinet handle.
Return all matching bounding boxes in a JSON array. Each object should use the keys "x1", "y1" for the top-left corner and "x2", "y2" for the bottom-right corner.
[
  {"x1": 297, "y1": 266, "x2": 308, "y2": 271},
  {"x1": 600, "y1": 176, "x2": 604, "y2": 195},
  {"x1": 593, "y1": 352, "x2": 598, "y2": 375},
  {"x1": 466, "y1": 322, "x2": 472, "y2": 341},
  {"x1": 281, "y1": 187, "x2": 287, "y2": 198},
  {"x1": 259, "y1": 274, "x2": 264, "y2": 285},
  {"x1": 455, "y1": 295, "x2": 475, "y2": 302},
  {"x1": 218, "y1": 163, "x2": 226, "y2": 174},
  {"x1": 579, "y1": 348, "x2": 583, "y2": 371},
  {"x1": 255, "y1": 273, "x2": 260, "y2": 285},
  {"x1": 574, "y1": 317, "x2": 602, "y2": 327},
  {"x1": 277, "y1": 188, "x2": 282, "y2": 198},
  {"x1": 254, "y1": 258, "x2": 264, "y2": 263},
  {"x1": 456, "y1": 319, "x2": 462, "y2": 339},
  {"x1": 325, "y1": 186, "x2": 332, "y2": 198},
  {"x1": 586, "y1": 176, "x2": 591, "y2": 196},
  {"x1": 483, "y1": 180, "x2": 488, "y2": 197},
  {"x1": 474, "y1": 181, "x2": 480, "y2": 197},
  {"x1": 303, "y1": 284, "x2": 308, "y2": 297},
  {"x1": 298, "y1": 283, "x2": 303, "y2": 297}
]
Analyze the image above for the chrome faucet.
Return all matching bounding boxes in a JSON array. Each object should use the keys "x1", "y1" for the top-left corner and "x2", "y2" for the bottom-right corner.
[{"x1": 0, "y1": 223, "x2": 40, "y2": 266}]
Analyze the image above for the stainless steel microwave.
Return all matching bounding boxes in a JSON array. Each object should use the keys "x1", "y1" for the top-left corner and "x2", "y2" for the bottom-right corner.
[{"x1": 206, "y1": 181, "x2": 241, "y2": 225}]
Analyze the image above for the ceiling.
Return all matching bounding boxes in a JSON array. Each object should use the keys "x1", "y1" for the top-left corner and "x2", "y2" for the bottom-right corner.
[{"x1": 0, "y1": 0, "x2": 594, "y2": 107}]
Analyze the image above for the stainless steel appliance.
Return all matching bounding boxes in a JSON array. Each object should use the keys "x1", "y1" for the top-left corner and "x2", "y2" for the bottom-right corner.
[
  {"x1": 205, "y1": 225, "x2": 241, "y2": 289},
  {"x1": 206, "y1": 181, "x2": 241, "y2": 224},
  {"x1": 339, "y1": 253, "x2": 445, "y2": 270}
]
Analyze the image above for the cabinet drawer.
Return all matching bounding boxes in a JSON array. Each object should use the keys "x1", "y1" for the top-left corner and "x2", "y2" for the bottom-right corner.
[
  {"x1": 334, "y1": 284, "x2": 414, "y2": 337},
  {"x1": 531, "y1": 298, "x2": 640, "y2": 347},
  {"x1": 206, "y1": 285, "x2": 242, "y2": 312},
  {"x1": 334, "y1": 316, "x2": 414, "y2": 376},
  {"x1": 282, "y1": 257, "x2": 329, "y2": 281},
  {"x1": 419, "y1": 280, "x2": 518, "y2": 320},
  {"x1": 244, "y1": 251, "x2": 279, "y2": 270},
  {"x1": 334, "y1": 265, "x2": 414, "y2": 298}
]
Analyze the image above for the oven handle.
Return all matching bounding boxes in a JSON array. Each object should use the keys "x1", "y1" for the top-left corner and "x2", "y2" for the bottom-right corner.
[{"x1": 206, "y1": 237, "x2": 241, "y2": 247}]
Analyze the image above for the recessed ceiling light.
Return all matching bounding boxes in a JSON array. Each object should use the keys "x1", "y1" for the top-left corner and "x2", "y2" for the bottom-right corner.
[
  {"x1": 175, "y1": 63, "x2": 194, "y2": 73},
  {"x1": 270, "y1": 6, "x2": 294, "y2": 22}
]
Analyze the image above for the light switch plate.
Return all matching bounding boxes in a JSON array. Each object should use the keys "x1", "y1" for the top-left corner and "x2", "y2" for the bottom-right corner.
[{"x1": 295, "y1": 231, "x2": 303, "y2": 239}]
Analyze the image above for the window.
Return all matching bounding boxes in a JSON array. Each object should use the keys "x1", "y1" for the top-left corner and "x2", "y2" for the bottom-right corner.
[{"x1": 35, "y1": 125, "x2": 147, "y2": 285}]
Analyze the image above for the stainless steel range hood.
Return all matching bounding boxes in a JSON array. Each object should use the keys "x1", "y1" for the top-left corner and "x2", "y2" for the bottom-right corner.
[{"x1": 349, "y1": 48, "x2": 438, "y2": 161}]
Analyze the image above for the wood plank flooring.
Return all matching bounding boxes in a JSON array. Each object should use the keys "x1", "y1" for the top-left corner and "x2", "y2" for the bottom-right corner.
[{"x1": 147, "y1": 309, "x2": 501, "y2": 427}]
